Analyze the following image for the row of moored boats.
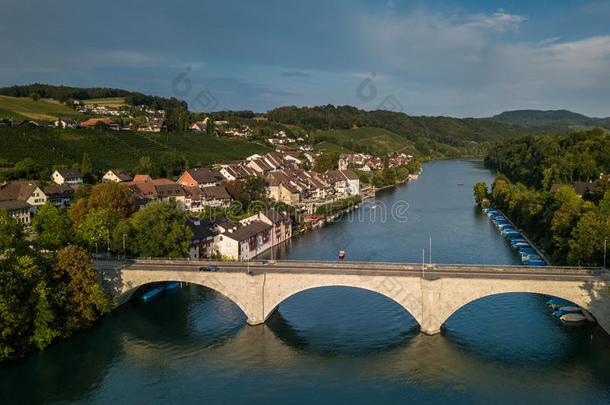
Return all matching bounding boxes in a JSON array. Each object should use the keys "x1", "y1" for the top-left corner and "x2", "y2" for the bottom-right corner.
[
  {"x1": 483, "y1": 208, "x2": 546, "y2": 266},
  {"x1": 546, "y1": 297, "x2": 595, "y2": 324}
]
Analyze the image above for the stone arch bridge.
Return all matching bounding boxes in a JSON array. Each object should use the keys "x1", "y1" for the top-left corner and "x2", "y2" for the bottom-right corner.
[{"x1": 96, "y1": 259, "x2": 610, "y2": 335}]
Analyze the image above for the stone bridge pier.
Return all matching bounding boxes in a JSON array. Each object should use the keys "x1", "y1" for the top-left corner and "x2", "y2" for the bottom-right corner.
[{"x1": 98, "y1": 263, "x2": 610, "y2": 336}]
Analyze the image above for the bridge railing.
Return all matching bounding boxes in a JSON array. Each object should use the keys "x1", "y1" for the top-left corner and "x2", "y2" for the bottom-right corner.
[{"x1": 95, "y1": 256, "x2": 607, "y2": 275}]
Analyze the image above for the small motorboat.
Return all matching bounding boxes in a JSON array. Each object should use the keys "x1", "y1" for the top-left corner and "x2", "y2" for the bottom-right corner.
[
  {"x1": 164, "y1": 281, "x2": 180, "y2": 291},
  {"x1": 560, "y1": 313, "x2": 587, "y2": 323},
  {"x1": 553, "y1": 306, "x2": 582, "y2": 317},
  {"x1": 457, "y1": 183, "x2": 464, "y2": 186},
  {"x1": 141, "y1": 288, "x2": 163, "y2": 302},
  {"x1": 338, "y1": 250, "x2": 346, "y2": 260},
  {"x1": 547, "y1": 297, "x2": 575, "y2": 309}
]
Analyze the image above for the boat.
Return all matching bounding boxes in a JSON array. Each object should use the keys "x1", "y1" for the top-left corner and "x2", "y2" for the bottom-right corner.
[
  {"x1": 338, "y1": 250, "x2": 345, "y2": 260},
  {"x1": 553, "y1": 306, "x2": 582, "y2": 317},
  {"x1": 547, "y1": 297, "x2": 575, "y2": 309},
  {"x1": 164, "y1": 281, "x2": 180, "y2": 291},
  {"x1": 457, "y1": 183, "x2": 464, "y2": 186},
  {"x1": 560, "y1": 313, "x2": 587, "y2": 323},
  {"x1": 518, "y1": 247, "x2": 537, "y2": 255},
  {"x1": 141, "y1": 288, "x2": 163, "y2": 302}
]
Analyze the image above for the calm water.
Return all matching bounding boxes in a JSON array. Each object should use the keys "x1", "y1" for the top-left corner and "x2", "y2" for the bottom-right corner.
[{"x1": 2, "y1": 160, "x2": 610, "y2": 404}]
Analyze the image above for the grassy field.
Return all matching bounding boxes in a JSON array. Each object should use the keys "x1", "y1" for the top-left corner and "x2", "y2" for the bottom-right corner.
[
  {"x1": 81, "y1": 97, "x2": 127, "y2": 106},
  {"x1": 0, "y1": 127, "x2": 270, "y2": 170},
  {"x1": 312, "y1": 127, "x2": 416, "y2": 155},
  {"x1": 0, "y1": 95, "x2": 82, "y2": 121}
]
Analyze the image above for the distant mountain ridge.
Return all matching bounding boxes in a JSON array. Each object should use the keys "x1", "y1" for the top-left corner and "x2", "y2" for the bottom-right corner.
[{"x1": 491, "y1": 109, "x2": 610, "y2": 128}]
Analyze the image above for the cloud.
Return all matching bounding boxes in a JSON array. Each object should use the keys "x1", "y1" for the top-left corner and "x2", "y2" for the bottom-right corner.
[
  {"x1": 354, "y1": 8, "x2": 610, "y2": 115},
  {"x1": 460, "y1": 10, "x2": 527, "y2": 33}
]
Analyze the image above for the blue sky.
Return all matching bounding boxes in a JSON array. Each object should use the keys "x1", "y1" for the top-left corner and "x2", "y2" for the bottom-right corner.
[{"x1": 2, "y1": 0, "x2": 610, "y2": 117}]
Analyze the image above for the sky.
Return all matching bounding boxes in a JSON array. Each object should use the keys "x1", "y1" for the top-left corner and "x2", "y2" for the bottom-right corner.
[{"x1": 1, "y1": 0, "x2": 610, "y2": 117}]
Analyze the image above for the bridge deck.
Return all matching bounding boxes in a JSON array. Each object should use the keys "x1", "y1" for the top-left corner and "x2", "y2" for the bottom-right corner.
[{"x1": 96, "y1": 259, "x2": 609, "y2": 282}]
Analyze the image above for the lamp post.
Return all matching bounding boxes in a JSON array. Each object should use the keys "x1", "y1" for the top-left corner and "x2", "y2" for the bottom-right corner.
[
  {"x1": 602, "y1": 239, "x2": 608, "y2": 270},
  {"x1": 123, "y1": 233, "x2": 126, "y2": 261},
  {"x1": 106, "y1": 228, "x2": 110, "y2": 260}
]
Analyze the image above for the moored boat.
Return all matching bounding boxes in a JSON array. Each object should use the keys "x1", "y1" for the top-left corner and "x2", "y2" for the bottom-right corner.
[
  {"x1": 560, "y1": 313, "x2": 587, "y2": 323},
  {"x1": 547, "y1": 297, "x2": 575, "y2": 309},
  {"x1": 338, "y1": 250, "x2": 345, "y2": 260},
  {"x1": 553, "y1": 306, "x2": 582, "y2": 317},
  {"x1": 141, "y1": 288, "x2": 163, "y2": 302},
  {"x1": 164, "y1": 281, "x2": 180, "y2": 291}
]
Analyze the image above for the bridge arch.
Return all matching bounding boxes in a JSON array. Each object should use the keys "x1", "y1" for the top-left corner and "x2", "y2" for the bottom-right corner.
[
  {"x1": 434, "y1": 283, "x2": 601, "y2": 333},
  {"x1": 114, "y1": 274, "x2": 252, "y2": 321},
  {"x1": 262, "y1": 279, "x2": 424, "y2": 329}
]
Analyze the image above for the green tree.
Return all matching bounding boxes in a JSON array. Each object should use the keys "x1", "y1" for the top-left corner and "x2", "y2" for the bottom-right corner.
[
  {"x1": 205, "y1": 117, "x2": 215, "y2": 135},
  {"x1": 76, "y1": 209, "x2": 117, "y2": 251},
  {"x1": 473, "y1": 182, "x2": 488, "y2": 206},
  {"x1": 135, "y1": 156, "x2": 154, "y2": 174},
  {"x1": 80, "y1": 153, "x2": 94, "y2": 184},
  {"x1": 550, "y1": 186, "x2": 583, "y2": 263},
  {"x1": 129, "y1": 200, "x2": 192, "y2": 258},
  {"x1": 0, "y1": 255, "x2": 56, "y2": 360},
  {"x1": 31, "y1": 203, "x2": 73, "y2": 251},
  {"x1": 50, "y1": 246, "x2": 110, "y2": 333},
  {"x1": 314, "y1": 152, "x2": 340, "y2": 172},
  {"x1": 0, "y1": 210, "x2": 26, "y2": 254},
  {"x1": 567, "y1": 206, "x2": 603, "y2": 266},
  {"x1": 87, "y1": 183, "x2": 134, "y2": 219},
  {"x1": 13, "y1": 158, "x2": 42, "y2": 180}
]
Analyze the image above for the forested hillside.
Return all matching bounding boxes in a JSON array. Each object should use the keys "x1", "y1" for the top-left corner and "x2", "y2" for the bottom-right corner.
[
  {"x1": 266, "y1": 105, "x2": 549, "y2": 157},
  {"x1": 491, "y1": 109, "x2": 610, "y2": 128},
  {"x1": 485, "y1": 128, "x2": 610, "y2": 190},
  {"x1": 482, "y1": 128, "x2": 610, "y2": 266},
  {"x1": 0, "y1": 84, "x2": 187, "y2": 110}
]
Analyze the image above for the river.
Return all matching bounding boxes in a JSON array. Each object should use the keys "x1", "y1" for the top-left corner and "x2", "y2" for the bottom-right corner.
[{"x1": 2, "y1": 159, "x2": 609, "y2": 404}]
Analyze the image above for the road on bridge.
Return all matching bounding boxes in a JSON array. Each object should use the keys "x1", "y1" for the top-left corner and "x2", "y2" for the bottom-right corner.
[{"x1": 96, "y1": 260, "x2": 610, "y2": 283}]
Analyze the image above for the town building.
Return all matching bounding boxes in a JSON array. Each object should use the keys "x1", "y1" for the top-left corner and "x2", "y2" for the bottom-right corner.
[
  {"x1": 0, "y1": 200, "x2": 33, "y2": 225},
  {"x1": 215, "y1": 220, "x2": 272, "y2": 261},
  {"x1": 103, "y1": 169, "x2": 133, "y2": 183},
  {"x1": 177, "y1": 167, "x2": 224, "y2": 188},
  {"x1": 0, "y1": 181, "x2": 48, "y2": 209},
  {"x1": 52, "y1": 168, "x2": 83, "y2": 185},
  {"x1": 188, "y1": 218, "x2": 218, "y2": 260}
]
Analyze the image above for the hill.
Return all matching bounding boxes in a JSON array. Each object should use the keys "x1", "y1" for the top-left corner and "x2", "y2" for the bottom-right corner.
[
  {"x1": 266, "y1": 105, "x2": 551, "y2": 157},
  {"x1": 312, "y1": 127, "x2": 416, "y2": 155},
  {"x1": 0, "y1": 127, "x2": 269, "y2": 171},
  {"x1": 491, "y1": 109, "x2": 610, "y2": 128},
  {"x1": 0, "y1": 95, "x2": 82, "y2": 121},
  {"x1": 0, "y1": 83, "x2": 187, "y2": 111}
]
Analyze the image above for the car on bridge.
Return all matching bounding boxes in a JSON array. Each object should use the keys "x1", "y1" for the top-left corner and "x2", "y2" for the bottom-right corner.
[{"x1": 199, "y1": 265, "x2": 219, "y2": 272}]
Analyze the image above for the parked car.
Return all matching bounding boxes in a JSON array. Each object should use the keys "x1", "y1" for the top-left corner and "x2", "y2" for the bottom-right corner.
[{"x1": 199, "y1": 265, "x2": 219, "y2": 272}]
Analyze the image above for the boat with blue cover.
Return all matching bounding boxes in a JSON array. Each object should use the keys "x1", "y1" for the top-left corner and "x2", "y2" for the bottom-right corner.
[
  {"x1": 524, "y1": 258, "x2": 546, "y2": 266},
  {"x1": 553, "y1": 306, "x2": 582, "y2": 317},
  {"x1": 518, "y1": 246, "x2": 537, "y2": 255},
  {"x1": 164, "y1": 281, "x2": 180, "y2": 291},
  {"x1": 141, "y1": 288, "x2": 163, "y2": 302},
  {"x1": 547, "y1": 297, "x2": 575, "y2": 309}
]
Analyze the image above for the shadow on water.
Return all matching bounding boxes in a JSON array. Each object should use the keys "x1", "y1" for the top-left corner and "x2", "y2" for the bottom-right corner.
[{"x1": 265, "y1": 286, "x2": 420, "y2": 356}]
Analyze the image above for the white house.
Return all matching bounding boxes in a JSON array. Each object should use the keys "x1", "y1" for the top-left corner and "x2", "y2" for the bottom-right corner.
[
  {"x1": 52, "y1": 168, "x2": 83, "y2": 185},
  {"x1": 215, "y1": 220, "x2": 272, "y2": 261},
  {"x1": 103, "y1": 169, "x2": 133, "y2": 183}
]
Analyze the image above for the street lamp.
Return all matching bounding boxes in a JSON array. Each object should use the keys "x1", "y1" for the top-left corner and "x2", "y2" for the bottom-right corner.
[
  {"x1": 602, "y1": 239, "x2": 608, "y2": 270},
  {"x1": 123, "y1": 233, "x2": 127, "y2": 261},
  {"x1": 106, "y1": 227, "x2": 110, "y2": 260}
]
